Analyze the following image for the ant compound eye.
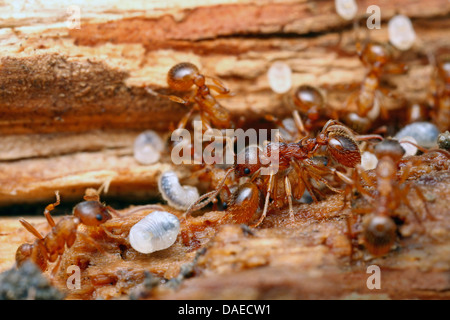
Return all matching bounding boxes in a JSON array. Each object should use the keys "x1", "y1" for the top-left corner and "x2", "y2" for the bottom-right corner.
[
  {"x1": 244, "y1": 167, "x2": 251, "y2": 175},
  {"x1": 96, "y1": 214, "x2": 103, "y2": 221}
]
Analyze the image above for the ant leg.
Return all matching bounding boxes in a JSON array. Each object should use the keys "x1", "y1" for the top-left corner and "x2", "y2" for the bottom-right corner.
[
  {"x1": 292, "y1": 110, "x2": 307, "y2": 137},
  {"x1": 185, "y1": 167, "x2": 235, "y2": 216},
  {"x1": 19, "y1": 219, "x2": 45, "y2": 240},
  {"x1": 50, "y1": 255, "x2": 62, "y2": 278},
  {"x1": 292, "y1": 161, "x2": 321, "y2": 201},
  {"x1": 398, "y1": 161, "x2": 413, "y2": 185},
  {"x1": 44, "y1": 191, "x2": 60, "y2": 228},
  {"x1": 207, "y1": 77, "x2": 232, "y2": 95},
  {"x1": 398, "y1": 183, "x2": 424, "y2": 225},
  {"x1": 354, "y1": 134, "x2": 384, "y2": 142},
  {"x1": 301, "y1": 169, "x2": 324, "y2": 201},
  {"x1": 146, "y1": 87, "x2": 193, "y2": 105},
  {"x1": 284, "y1": 176, "x2": 295, "y2": 222},
  {"x1": 177, "y1": 106, "x2": 196, "y2": 130},
  {"x1": 77, "y1": 231, "x2": 108, "y2": 255},
  {"x1": 251, "y1": 173, "x2": 274, "y2": 228},
  {"x1": 411, "y1": 184, "x2": 435, "y2": 220}
]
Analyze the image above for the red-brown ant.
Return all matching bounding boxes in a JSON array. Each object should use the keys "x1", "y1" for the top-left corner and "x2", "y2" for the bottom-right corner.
[
  {"x1": 184, "y1": 120, "x2": 380, "y2": 229},
  {"x1": 344, "y1": 139, "x2": 448, "y2": 257},
  {"x1": 15, "y1": 189, "x2": 119, "y2": 272},
  {"x1": 148, "y1": 62, "x2": 234, "y2": 131},
  {"x1": 342, "y1": 40, "x2": 407, "y2": 133}
]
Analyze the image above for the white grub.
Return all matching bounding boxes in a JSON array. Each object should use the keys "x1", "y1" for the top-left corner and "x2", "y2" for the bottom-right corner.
[
  {"x1": 388, "y1": 15, "x2": 416, "y2": 51},
  {"x1": 361, "y1": 151, "x2": 378, "y2": 170},
  {"x1": 267, "y1": 61, "x2": 292, "y2": 94},
  {"x1": 394, "y1": 121, "x2": 439, "y2": 149},
  {"x1": 398, "y1": 136, "x2": 418, "y2": 157},
  {"x1": 129, "y1": 211, "x2": 180, "y2": 254},
  {"x1": 134, "y1": 130, "x2": 165, "y2": 165},
  {"x1": 335, "y1": 0, "x2": 357, "y2": 21},
  {"x1": 158, "y1": 170, "x2": 199, "y2": 210}
]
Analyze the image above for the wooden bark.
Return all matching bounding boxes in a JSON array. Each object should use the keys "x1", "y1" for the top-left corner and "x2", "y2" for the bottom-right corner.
[{"x1": 0, "y1": 0, "x2": 449, "y2": 300}]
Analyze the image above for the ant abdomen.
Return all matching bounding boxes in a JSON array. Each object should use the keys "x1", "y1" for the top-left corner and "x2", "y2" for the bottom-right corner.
[
  {"x1": 293, "y1": 85, "x2": 324, "y2": 122},
  {"x1": 325, "y1": 128, "x2": 361, "y2": 168},
  {"x1": 363, "y1": 215, "x2": 397, "y2": 257},
  {"x1": 221, "y1": 182, "x2": 260, "y2": 225},
  {"x1": 167, "y1": 62, "x2": 200, "y2": 91},
  {"x1": 15, "y1": 242, "x2": 47, "y2": 270}
]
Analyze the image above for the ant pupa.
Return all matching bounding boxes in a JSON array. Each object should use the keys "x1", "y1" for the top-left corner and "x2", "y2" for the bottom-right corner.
[
  {"x1": 335, "y1": 0, "x2": 358, "y2": 21},
  {"x1": 267, "y1": 61, "x2": 292, "y2": 94},
  {"x1": 134, "y1": 130, "x2": 165, "y2": 165},
  {"x1": 158, "y1": 170, "x2": 200, "y2": 211},
  {"x1": 129, "y1": 210, "x2": 180, "y2": 254},
  {"x1": 388, "y1": 14, "x2": 416, "y2": 51}
]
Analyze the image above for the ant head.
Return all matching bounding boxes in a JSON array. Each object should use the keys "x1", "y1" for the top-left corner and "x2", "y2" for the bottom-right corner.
[
  {"x1": 363, "y1": 215, "x2": 397, "y2": 257},
  {"x1": 235, "y1": 145, "x2": 261, "y2": 177},
  {"x1": 167, "y1": 62, "x2": 200, "y2": 91},
  {"x1": 73, "y1": 201, "x2": 112, "y2": 227},
  {"x1": 293, "y1": 85, "x2": 324, "y2": 113},
  {"x1": 374, "y1": 139, "x2": 405, "y2": 162},
  {"x1": 15, "y1": 243, "x2": 33, "y2": 266}
]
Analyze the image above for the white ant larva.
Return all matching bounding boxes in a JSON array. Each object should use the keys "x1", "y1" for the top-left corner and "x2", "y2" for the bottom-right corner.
[
  {"x1": 335, "y1": 0, "x2": 358, "y2": 21},
  {"x1": 267, "y1": 61, "x2": 292, "y2": 94},
  {"x1": 134, "y1": 130, "x2": 165, "y2": 165},
  {"x1": 129, "y1": 210, "x2": 180, "y2": 254},
  {"x1": 158, "y1": 170, "x2": 200, "y2": 210},
  {"x1": 388, "y1": 14, "x2": 416, "y2": 51}
]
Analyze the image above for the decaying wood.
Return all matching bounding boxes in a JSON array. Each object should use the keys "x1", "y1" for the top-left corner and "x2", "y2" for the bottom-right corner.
[
  {"x1": 1, "y1": 156, "x2": 449, "y2": 299},
  {"x1": 0, "y1": 0, "x2": 449, "y2": 300}
]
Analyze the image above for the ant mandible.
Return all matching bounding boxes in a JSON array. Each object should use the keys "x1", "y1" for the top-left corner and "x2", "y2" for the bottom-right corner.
[{"x1": 343, "y1": 39, "x2": 407, "y2": 133}]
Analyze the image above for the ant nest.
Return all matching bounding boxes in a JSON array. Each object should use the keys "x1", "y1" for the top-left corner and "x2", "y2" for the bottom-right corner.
[{"x1": 2, "y1": 0, "x2": 450, "y2": 301}]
